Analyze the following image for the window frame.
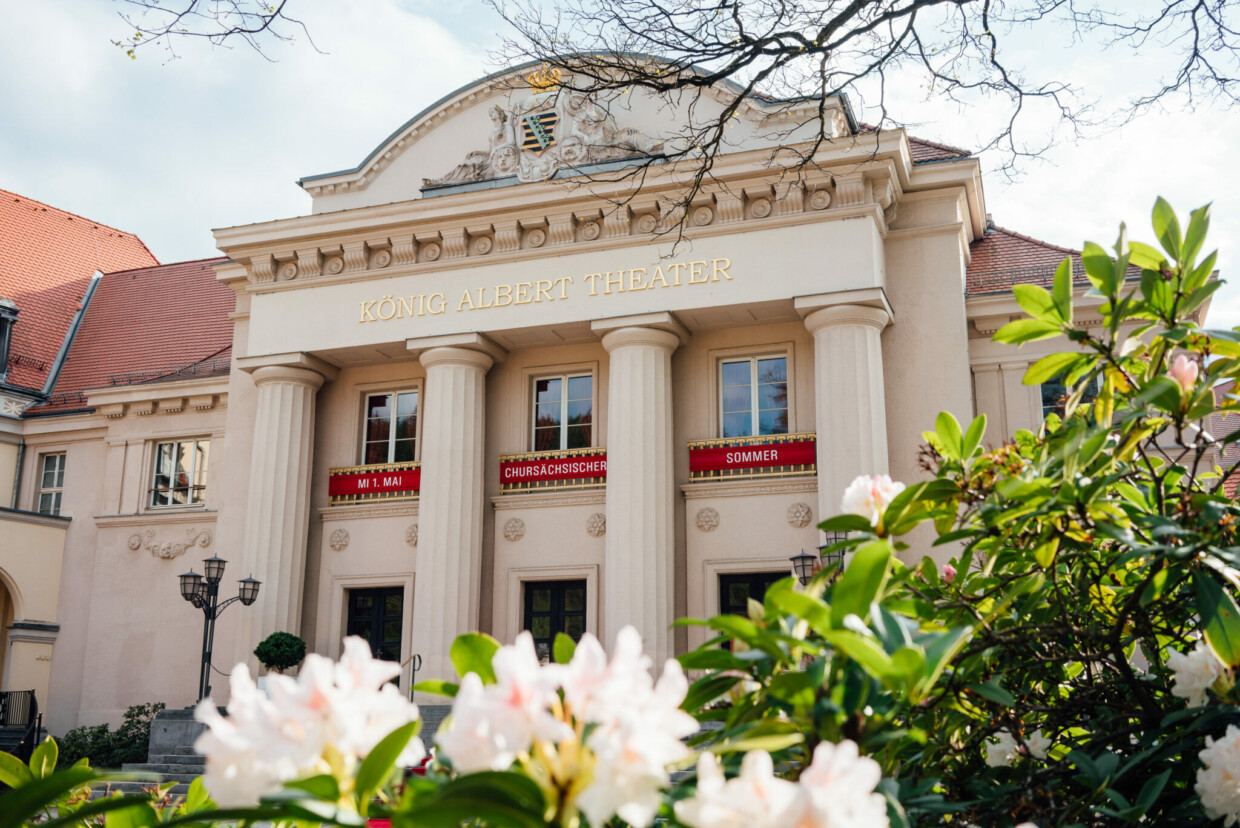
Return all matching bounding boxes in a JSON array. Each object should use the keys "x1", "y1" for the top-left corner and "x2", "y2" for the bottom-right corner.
[
  {"x1": 522, "y1": 579, "x2": 588, "y2": 663},
  {"x1": 529, "y1": 372, "x2": 595, "y2": 452},
  {"x1": 148, "y1": 438, "x2": 210, "y2": 509},
  {"x1": 36, "y1": 452, "x2": 66, "y2": 516},
  {"x1": 360, "y1": 387, "x2": 421, "y2": 465},
  {"x1": 1040, "y1": 377, "x2": 1101, "y2": 422},
  {"x1": 718, "y1": 353, "x2": 791, "y2": 439}
]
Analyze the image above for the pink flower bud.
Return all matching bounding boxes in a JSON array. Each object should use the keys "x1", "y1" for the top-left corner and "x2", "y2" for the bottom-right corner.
[
  {"x1": 943, "y1": 563, "x2": 957, "y2": 584},
  {"x1": 1168, "y1": 354, "x2": 1199, "y2": 393}
]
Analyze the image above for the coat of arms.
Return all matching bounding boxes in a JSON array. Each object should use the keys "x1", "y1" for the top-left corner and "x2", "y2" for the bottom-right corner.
[{"x1": 520, "y1": 112, "x2": 559, "y2": 154}]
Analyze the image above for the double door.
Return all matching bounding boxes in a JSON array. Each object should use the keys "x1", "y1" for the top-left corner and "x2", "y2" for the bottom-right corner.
[{"x1": 347, "y1": 587, "x2": 404, "y2": 667}]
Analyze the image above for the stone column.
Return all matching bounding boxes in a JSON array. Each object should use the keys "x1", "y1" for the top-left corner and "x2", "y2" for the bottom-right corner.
[
  {"x1": 411, "y1": 345, "x2": 493, "y2": 685},
  {"x1": 598, "y1": 323, "x2": 680, "y2": 667},
  {"x1": 237, "y1": 355, "x2": 334, "y2": 639},
  {"x1": 804, "y1": 304, "x2": 892, "y2": 529}
]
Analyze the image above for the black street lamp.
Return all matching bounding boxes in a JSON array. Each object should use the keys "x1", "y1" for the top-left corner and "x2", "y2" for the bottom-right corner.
[
  {"x1": 819, "y1": 531, "x2": 851, "y2": 572},
  {"x1": 790, "y1": 531, "x2": 853, "y2": 587},
  {"x1": 789, "y1": 550, "x2": 820, "y2": 586},
  {"x1": 179, "y1": 556, "x2": 260, "y2": 702}
]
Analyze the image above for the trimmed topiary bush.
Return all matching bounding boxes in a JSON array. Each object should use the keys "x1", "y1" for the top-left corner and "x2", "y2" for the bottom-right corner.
[{"x1": 253, "y1": 631, "x2": 306, "y2": 674}]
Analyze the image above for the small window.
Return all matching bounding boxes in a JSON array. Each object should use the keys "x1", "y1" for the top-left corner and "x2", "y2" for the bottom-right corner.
[
  {"x1": 363, "y1": 390, "x2": 419, "y2": 464},
  {"x1": 532, "y1": 374, "x2": 593, "y2": 451},
  {"x1": 1041, "y1": 378, "x2": 1099, "y2": 422},
  {"x1": 720, "y1": 356, "x2": 788, "y2": 438},
  {"x1": 150, "y1": 439, "x2": 209, "y2": 508},
  {"x1": 37, "y1": 453, "x2": 65, "y2": 516},
  {"x1": 523, "y1": 579, "x2": 587, "y2": 663}
]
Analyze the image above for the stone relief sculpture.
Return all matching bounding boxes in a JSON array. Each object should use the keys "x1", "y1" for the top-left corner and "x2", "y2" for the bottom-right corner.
[
  {"x1": 424, "y1": 91, "x2": 665, "y2": 187},
  {"x1": 128, "y1": 527, "x2": 213, "y2": 560}
]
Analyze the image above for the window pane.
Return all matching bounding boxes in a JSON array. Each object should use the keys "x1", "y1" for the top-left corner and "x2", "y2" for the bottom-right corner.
[
  {"x1": 532, "y1": 616, "x2": 551, "y2": 638},
  {"x1": 564, "y1": 588, "x2": 584, "y2": 611},
  {"x1": 566, "y1": 375, "x2": 592, "y2": 401},
  {"x1": 566, "y1": 425, "x2": 591, "y2": 449},
  {"x1": 535, "y1": 378, "x2": 562, "y2": 404},
  {"x1": 367, "y1": 394, "x2": 392, "y2": 421},
  {"x1": 364, "y1": 441, "x2": 389, "y2": 465},
  {"x1": 38, "y1": 493, "x2": 54, "y2": 515},
  {"x1": 395, "y1": 412, "x2": 417, "y2": 440},
  {"x1": 393, "y1": 439, "x2": 415, "y2": 463},
  {"x1": 758, "y1": 381, "x2": 787, "y2": 410},
  {"x1": 728, "y1": 582, "x2": 749, "y2": 606},
  {"x1": 722, "y1": 412, "x2": 751, "y2": 438},
  {"x1": 758, "y1": 408, "x2": 789, "y2": 435},
  {"x1": 535, "y1": 402, "x2": 561, "y2": 428},
  {"x1": 721, "y1": 385, "x2": 752, "y2": 414},
  {"x1": 366, "y1": 417, "x2": 391, "y2": 445},
  {"x1": 195, "y1": 442, "x2": 209, "y2": 484},
  {"x1": 721, "y1": 361, "x2": 751, "y2": 387},
  {"x1": 566, "y1": 399, "x2": 592, "y2": 425},
  {"x1": 534, "y1": 427, "x2": 560, "y2": 451},
  {"x1": 53, "y1": 492, "x2": 62, "y2": 514},
  {"x1": 757, "y1": 357, "x2": 787, "y2": 384},
  {"x1": 564, "y1": 615, "x2": 585, "y2": 639},
  {"x1": 396, "y1": 392, "x2": 418, "y2": 418},
  {"x1": 385, "y1": 593, "x2": 403, "y2": 615},
  {"x1": 383, "y1": 620, "x2": 401, "y2": 641},
  {"x1": 532, "y1": 589, "x2": 551, "y2": 612}
]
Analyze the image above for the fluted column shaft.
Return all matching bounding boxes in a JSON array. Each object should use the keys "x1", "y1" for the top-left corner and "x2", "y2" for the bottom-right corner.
[
  {"x1": 805, "y1": 305, "x2": 891, "y2": 530},
  {"x1": 601, "y1": 326, "x2": 679, "y2": 666},
  {"x1": 242, "y1": 365, "x2": 325, "y2": 637},
  {"x1": 413, "y1": 346, "x2": 493, "y2": 684}
]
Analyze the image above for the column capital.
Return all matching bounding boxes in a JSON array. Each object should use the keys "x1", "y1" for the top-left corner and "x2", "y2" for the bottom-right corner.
[
  {"x1": 236, "y1": 352, "x2": 338, "y2": 383},
  {"x1": 419, "y1": 345, "x2": 495, "y2": 373},
  {"x1": 796, "y1": 288, "x2": 894, "y2": 324},
  {"x1": 599, "y1": 325, "x2": 681, "y2": 354},
  {"x1": 406, "y1": 332, "x2": 506, "y2": 365},
  {"x1": 591, "y1": 311, "x2": 688, "y2": 344},
  {"x1": 804, "y1": 303, "x2": 892, "y2": 336}
]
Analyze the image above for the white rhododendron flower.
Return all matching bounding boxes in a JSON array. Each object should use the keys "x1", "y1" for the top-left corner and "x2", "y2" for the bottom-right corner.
[
  {"x1": 194, "y1": 636, "x2": 424, "y2": 807},
  {"x1": 985, "y1": 731, "x2": 1019, "y2": 768},
  {"x1": 1197, "y1": 724, "x2": 1240, "y2": 825},
  {"x1": 675, "y1": 742, "x2": 888, "y2": 828},
  {"x1": 1025, "y1": 729, "x2": 1051, "y2": 761},
  {"x1": 841, "y1": 474, "x2": 906, "y2": 528},
  {"x1": 437, "y1": 626, "x2": 697, "y2": 828},
  {"x1": 1168, "y1": 641, "x2": 1225, "y2": 708}
]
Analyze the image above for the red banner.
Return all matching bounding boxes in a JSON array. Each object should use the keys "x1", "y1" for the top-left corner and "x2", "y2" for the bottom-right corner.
[
  {"x1": 689, "y1": 440, "x2": 816, "y2": 473},
  {"x1": 500, "y1": 454, "x2": 608, "y2": 484},
  {"x1": 328, "y1": 468, "x2": 421, "y2": 498}
]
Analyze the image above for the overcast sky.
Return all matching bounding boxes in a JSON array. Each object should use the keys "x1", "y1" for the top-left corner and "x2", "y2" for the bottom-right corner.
[{"x1": 3, "y1": 1, "x2": 1239, "y2": 327}]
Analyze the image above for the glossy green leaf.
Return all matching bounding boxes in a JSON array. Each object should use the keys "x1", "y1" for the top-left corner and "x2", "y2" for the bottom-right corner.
[
  {"x1": 1182, "y1": 203, "x2": 1211, "y2": 268},
  {"x1": 968, "y1": 678, "x2": 1016, "y2": 706},
  {"x1": 818, "y1": 514, "x2": 874, "y2": 534},
  {"x1": 1024, "y1": 352, "x2": 1083, "y2": 386},
  {"x1": 103, "y1": 801, "x2": 158, "y2": 828},
  {"x1": 28, "y1": 738, "x2": 56, "y2": 780},
  {"x1": 1013, "y1": 283, "x2": 1062, "y2": 323},
  {"x1": 1081, "y1": 241, "x2": 1118, "y2": 294},
  {"x1": 286, "y1": 773, "x2": 340, "y2": 801},
  {"x1": 831, "y1": 541, "x2": 892, "y2": 627},
  {"x1": 450, "y1": 632, "x2": 500, "y2": 683},
  {"x1": 0, "y1": 750, "x2": 33, "y2": 788},
  {"x1": 822, "y1": 630, "x2": 896, "y2": 677},
  {"x1": 412, "y1": 679, "x2": 458, "y2": 698},
  {"x1": 0, "y1": 767, "x2": 99, "y2": 828},
  {"x1": 935, "y1": 411, "x2": 964, "y2": 461},
  {"x1": 1152, "y1": 196, "x2": 1182, "y2": 260},
  {"x1": 1052, "y1": 257, "x2": 1074, "y2": 324},
  {"x1": 38, "y1": 795, "x2": 160, "y2": 828},
  {"x1": 993, "y1": 318, "x2": 1062, "y2": 345},
  {"x1": 1195, "y1": 571, "x2": 1240, "y2": 668},
  {"x1": 682, "y1": 673, "x2": 740, "y2": 711},
  {"x1": 355, "y1": 720, "x2": 421, "y2": 807},
  {"x1": 1128, "y1": 241, "x2": 1167, "y2": 271},
  {"x1": 961, "y1": 414, "x2": 987, "y2": 461},
  {"x1": 553, "y1": 632, "x2": 577, "y2": 665}
]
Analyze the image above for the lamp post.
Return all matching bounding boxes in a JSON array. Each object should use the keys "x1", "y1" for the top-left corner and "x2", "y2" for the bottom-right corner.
[
  {"x1": 790, "y1": 532, "x2": 852, "y2": 587},
  {"x1": 179, "y1": 556, "x2": 260, "y2": 702}
]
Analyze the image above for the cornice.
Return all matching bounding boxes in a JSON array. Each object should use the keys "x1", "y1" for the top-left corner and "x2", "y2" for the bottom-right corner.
[
  {"x1": 86, "y1": 376, "x2": 229, "y2": 420},
  {"x1": 0, "y1": 507, "x2": 71, "y2": 529},
  {"x1": 681, "y1": 477, "x2": 818, "y2": 500},
  {"x1": 492, "y1": 490, "x2": 607, "y2": 510},
  {"x1": 94, "y1": 509, "x2": 218, "y2": 529},
  {"x1": 319, "y1": 501, "x2": 420, "y2": 522}
]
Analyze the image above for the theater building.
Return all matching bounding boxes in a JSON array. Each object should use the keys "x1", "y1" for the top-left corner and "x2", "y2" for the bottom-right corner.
[{"x1": 0, "y1": 63, "x2": 1170, "y2": 731}]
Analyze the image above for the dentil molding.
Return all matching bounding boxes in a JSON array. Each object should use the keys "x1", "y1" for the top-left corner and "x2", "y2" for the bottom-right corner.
[
  {"x1": 492, "y1": 490, "x2": 606, "y2": 510},
  {"x1": 319, "y1": 502, "x2": 419, "y2": 522},
  {"x1": 681, "y1": 477, "x2": 818, "y2": 500}
]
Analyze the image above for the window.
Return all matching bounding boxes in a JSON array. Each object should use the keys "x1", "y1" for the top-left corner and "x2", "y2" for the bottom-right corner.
[
  {"x1": 720, "y1": 356, "x2": 788, "y2": 438},
  {"x1": 532, "y1": 374, "x2": 592, "y2": 451},
  {"x1": 150, "y1": 439, "x2": 209, "y2": 508},
  {"x1": 363, "y1": 390, "x2": 418, "y2": 464},
  {"x1": 719, "y1": 571, "x2": 791, "y2": 617},
  {"x1": 36, "y1": 453, "x2": 65, "y2": 516},
  {"x1": 1041, "y1": 378, "x2": 1099, "y2": 422},
  {"x1": 347, "y1": 587, "x2": 403, "y2": 668},
  {"x1": 523, "y1": 580, "x2": 587, "y2": 663}
]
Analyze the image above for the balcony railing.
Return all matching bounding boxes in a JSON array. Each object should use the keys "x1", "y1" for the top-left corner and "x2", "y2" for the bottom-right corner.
[
  {"x1": 328, "y1": 461, "x2": 421, "y2": 506},
  {"x1": 499, "y1": 446, "x2": 608, "y2": 494},
  {"x1": 687, "y1": 432, "x2": 817, "y2": 482}
]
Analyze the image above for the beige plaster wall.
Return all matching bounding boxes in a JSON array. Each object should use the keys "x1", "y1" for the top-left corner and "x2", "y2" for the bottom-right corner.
[{"x1": 0, "y1": 438, "x2": 18, "y2": 507}]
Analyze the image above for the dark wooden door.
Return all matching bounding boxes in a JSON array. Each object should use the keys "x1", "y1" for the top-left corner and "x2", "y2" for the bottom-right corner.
[
  {"x1": 523, "y1": 580, "x2": 586, "y2": 662},
  {"x1": 347, "y1": 587, "x2": 404, "y2": 667}
]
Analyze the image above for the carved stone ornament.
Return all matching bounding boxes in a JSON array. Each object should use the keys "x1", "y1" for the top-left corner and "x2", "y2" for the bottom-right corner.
[
  {"x1": 424, "y1": 93, "x2": 665, "y2": 187},
  {"x1": 128, "y1": 528, "x2": 213, "y2": 560},
  {"x1": 405, "y1": 523, "x2": 419, "y2": 547},
  {"x1": 696, "y1": 507, "x2": 720, "y2": 532},
  {"x1": 329, "y1": 528, "x2": 350, "y2": 552},
  {"x1": 787, "y1": 502, "x2": 813, "y2": 529},
  {"x1": 750, "y1": 198, "x2": 773, "y2": 218},
  {"x1": 371, "y1": 249, "x2": 392, "y2": 268},
  {"x1": 586, "y1": 512, "x2": 607, "y2": 537},
  {"x1": 526, "y1": 228, "x2": 547, "y2": 248},
  {"x1": 504, "y1": 518, "x2": 526, "y2": 542},
  {"x1": 421, "y1": 243, "x2": 442, "y2": 262},
  {"x1": 277, "y1": 261, "x2": 298, "y2": 281},
  {"x1": 636, "y1": 214, "x2": 658, "y2": 233},
  {"x1": 580, "y1": 221, "x2": 601, "y2": 241},
  {"x1": 692, "y1": 206, "x2": 715, "y2": 226},
  {"x1": 809, "y1": 190, "x2": 832, "y2": 211},
  {"x1": 325, "y1": 256, "x2": 345, "y2": 275},
  {"x1": 472, "y1": 236, "x2": 494, "y2": 255}
]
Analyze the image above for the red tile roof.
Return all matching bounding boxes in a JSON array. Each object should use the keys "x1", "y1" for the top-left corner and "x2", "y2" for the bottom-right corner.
[
  {"x1": 0, "y1": 189, "x2": 158, "y2": 394},
  {"x1": 33, "y1": 258, "x2": 233, "y2": 413},
  {"x1": 1210, "y1": 381, "x2": 1240, "y2": 499},
  {"x1": 908, "y1": 135, "x2": 972, "y2": 163},
  {"x1": 966, "y1": 225, "x2": 1083, "y2": 295}
]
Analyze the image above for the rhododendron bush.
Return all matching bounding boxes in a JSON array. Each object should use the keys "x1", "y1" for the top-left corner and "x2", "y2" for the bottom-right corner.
[{"x1": 7, "y1": 199, "x2": 1240, "y2": 827}]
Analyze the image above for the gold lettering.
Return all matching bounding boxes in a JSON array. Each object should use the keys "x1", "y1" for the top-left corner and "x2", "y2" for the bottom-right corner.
[
  {"x1": 555, "y1": 276, "x2": 573, "y2": 299},
  {"x1": 427, "y1": 292, "x2": 447, "y2": 314},
  {"x1": 688, "y1": 260, "x2": 708, "y2": 284},
  {"x1": 476, "y1": 287, "x2": 494, "y2": 309},
  {"x1": 494, "y1": 284, "x2": 513, "y2": 306},
  {"x1": 628, "y1": 268, "x2": 648, "y2": 291},
  {"x1": 604, "y1": 271, "x2": 624, "y2": 295},
  {"x1": 584, "y1": 273, "x2": 602, "y2": 296},
  {"x1": 359, "y1": 300, "x2": 377, "y2": 323},
  {"x1": 536, "y1": 279, "x2": 554, "y2": 302},
  {"x1": 398, "y1": 297, "x2": 415, "y2": 318},
  {"x1": 711, "y1": 257, "x2": 733, "y2": 281},
  {"x1": 457, "y1": 289, "x2": 476, "y2": 311},
  {"x1": 377, "y1": 295, "x2": 398, "y2": 320},
  {"x1": 515, "y1": 281, "x2": 533, "y2": 304},
  {"x1": 668, "y1": 262, "x2": 687, "y2": 285},
  {"x1": 415, "y1": 294, "x2": 426, "y2": 316},
  {"x1": 648, "y1": 265, "x2": 670, "y2": 289}
]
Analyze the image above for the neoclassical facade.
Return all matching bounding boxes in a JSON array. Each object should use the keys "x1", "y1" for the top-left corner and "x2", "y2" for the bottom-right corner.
[{"x1": 0, "y1": 64, "x2": 1158, "y2": 731}]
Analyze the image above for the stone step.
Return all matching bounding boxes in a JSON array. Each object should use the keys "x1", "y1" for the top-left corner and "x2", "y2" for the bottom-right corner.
[
  {"x1": 91, "y1": 780, "x2": 190, "y2": 798},
  {"x1": 148, "y1": 753, "x2": 205, "y2": 766},
  {"x1": 122, "y1": 762, "x2": 204, "y2": 775}
]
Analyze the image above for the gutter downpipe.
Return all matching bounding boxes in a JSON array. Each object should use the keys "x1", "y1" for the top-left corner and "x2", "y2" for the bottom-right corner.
[
  {"x1": 42, "y1": 270, "x2": 102, "y2": 397},
  {"x1": 10, "y1": 440, "x2": 23, "y2": 509}
]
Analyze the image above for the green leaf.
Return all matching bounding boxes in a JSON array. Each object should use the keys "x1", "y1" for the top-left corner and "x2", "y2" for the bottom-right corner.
[
  {"x1": 450, "y1": 632, "x2": 500, "y2": 683},
  {"x1": 831, "y1": 541, "x2": 892, "y2": 628},
  {"x1": 1128, "y1": 241, "x2": 1166, "y2": 271},
  {"x1": 412, "y1": 679, "x2": 458, "y2": 698},
  {"x1": 1024, "y1": 353, "x2": 1083, "y2": 386},
  {"x1": 968, "y1": 678, "x2": 1016, "y2": 706},
  {"x1": 413, "y1": 771, "x2": 550, "y2": 828},
  {"x1": 1195, "y1": 571, "x2": 1240, "y2": 668},
  {"x1": 1052, "y1": 257, "x2": 1074, "y2": 324},
  {"x1": 961, "y1": 414, "x2": 987, "y2": 461},
  {"x1": 553, "y1": 633, "x2": 577, "y2": 665},
  {"x1": 38, "y1": 796, "x2": 160, "y2": 828},
  {"x1": 935, "y1": 411, "x2": 964, "y2": 461},
  {"x1": 355, "y1": 720, "x2": 421, "y2": 808},
  {"x1": 768, "y1": 588, "x2": 833, "y2": 636},
  {"x1": 822, "y1": 630, "x2": 896, "y2": 677},
  {"x1": 993, "y1": 318, "x2": 1062, "y2": 345},
  {"x1": 0, "y1": 750, "x2": 33, "y2": 788},
  {"x1": 286, "y1": 774, "x2": 341, "y2": 801},
  {"x1": 1013, "y1": 284, "x2": 1062, "y2": 323},
  {"x1": 681, "y1": 673, "x2": 740, "y2": 712},
  {"x1": 0, "y1": 767, "x2": 99, "y2": 828},
  {"x1": 1081, "y1": 241, "x2": 1118, "y2": 295},
  {"x1": 818, "y1": 514, "x2": 874, "y2": 534},
  {"x1": 1152, "y1": 196, "x2": 1182, "y2": 260},
  {"x1": 1033, "y1": 537, "x2": 1059, "y2": 568},
  {"x1": 1182, "y1": 203, "x2": 1211, "y2": 268},
  {"x1": 184, "y1": 776, "x2": 212, "y2": 811},
  {"x1": 103, "y1": 801, "x2": 158, "y2": 828},
  {"x1": 29, "y1": 737, "x2": 56, "y2": 780},
  {"x1": 1135, "y1": 768, "x2": 1171, "y2": 814}
]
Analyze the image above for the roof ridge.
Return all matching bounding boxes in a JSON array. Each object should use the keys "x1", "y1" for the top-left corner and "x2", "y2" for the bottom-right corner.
[
  {"x1": 987, "y1": 225, "x2": 1080, "y2": 256},
  {"x1": 103, "y1": 256, "x2": 227, "y2": 277},
  {"x1": 855, "y1": 123, "x2": 972, "y2": 157},
  {"x1": 0, "y1": 187, "x2": 151, "y2": 245}
]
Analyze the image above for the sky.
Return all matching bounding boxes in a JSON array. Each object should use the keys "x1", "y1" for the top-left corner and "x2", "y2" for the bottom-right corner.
[{"x1": 3, "y1": 1, "x2": 1239, "y2": 326}]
